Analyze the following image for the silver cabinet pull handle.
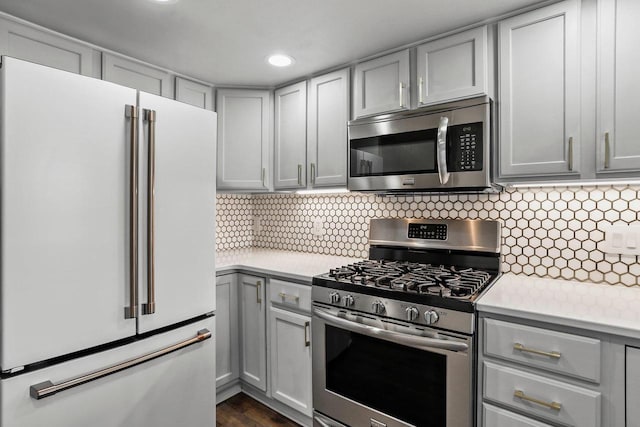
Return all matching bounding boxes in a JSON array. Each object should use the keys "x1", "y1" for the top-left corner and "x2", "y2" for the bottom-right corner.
[
  {"x1": 279, "y1": 292, "x2": 300, "y2": 303},
  {"x1": 30, "y1": 329, "x2": 212, "y2": 400},
  {"x1": 142, "y1": 109, "x2": 157, "y2": 315},
  {"x1": 304, "y1": 321, "x2": 310, "y2": 347},
  {"x1": 262, "y1": 167, "x2": 266, "y2": 187},
  {"x1": 604, "y1": 132, "x2": 611, "y2": 169},
  {"x1": 514, "y1": 343, "x2": 561, "y2": 359},
  {"x1": 514, "y1": 390, "x2": 562, "y2": 411},
  {"x1": 297, "y1": 164, "x2": 302, "y2": 186},
  {"x1": 256, "y1": 281, "x2": 262, "y2": 304},
  {"x1": 124, "y1": 105, "x2": 139, "y2": 319},
  {"x1": 418, "y1": 76, "x2": 424, "y2": 104},
  {"x1": 310, "y1": 163, "x2": 316, "y2": 185},
  {"x1": 568, "y1": 137, "x2": 574, "y2": 171},
  {"x1": 436, "y1": 116, "x2": 450, "y2": 185},
  {"x1": 399, "y1": 82, "x2": 404, "y2": 108}
]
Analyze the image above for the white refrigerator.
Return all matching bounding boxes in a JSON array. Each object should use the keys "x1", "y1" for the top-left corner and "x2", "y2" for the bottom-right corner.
[{"x1": 0, "y1": 57, "x2": 217, "y2": 426}]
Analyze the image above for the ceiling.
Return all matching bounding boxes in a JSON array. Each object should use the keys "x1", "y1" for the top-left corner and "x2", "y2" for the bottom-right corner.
[{"x1": 0, "y1": 0, "x2": 545, "y2": 87}]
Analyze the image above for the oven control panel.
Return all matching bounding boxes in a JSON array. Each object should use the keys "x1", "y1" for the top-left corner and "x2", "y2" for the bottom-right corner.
[{"x1": 408, "y1": 223, "x2": 447, "y2": 240}]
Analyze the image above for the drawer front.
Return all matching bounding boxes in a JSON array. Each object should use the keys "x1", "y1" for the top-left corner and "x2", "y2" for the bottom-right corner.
[
  {"x1": 484, "y1": 318, "x2": 601, "y2": 382},
  {"x1": 483, "y1": 403, "x2": 553, "y2": 427},
  {"x1": 483, "y1": 361, "x2": 601, "y2": 427},
  {"x1": 269, "y1": 279, "x2": 311, "y2": 313}
]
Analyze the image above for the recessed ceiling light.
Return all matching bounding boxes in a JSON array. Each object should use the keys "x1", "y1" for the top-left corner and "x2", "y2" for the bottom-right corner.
[
  {"x1": 149, "y1": 0, "x2": 178, "y2": 4},
  {"x1": 267, "y1": 54, "x2": 294, "y2": 67}
]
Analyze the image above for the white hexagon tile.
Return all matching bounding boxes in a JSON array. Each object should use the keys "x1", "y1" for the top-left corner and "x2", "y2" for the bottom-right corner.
[{"x1": 216, "y1": 185, "x2": 640, "y2": 287}]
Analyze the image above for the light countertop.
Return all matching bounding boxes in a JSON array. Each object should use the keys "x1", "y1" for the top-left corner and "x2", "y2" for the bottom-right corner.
[
  {"x1": 216, "y1": 248, "x2": 363, "y2": 283},
  {"x1": 477, "y1": 273, "x2": 640, "y2": 340}
]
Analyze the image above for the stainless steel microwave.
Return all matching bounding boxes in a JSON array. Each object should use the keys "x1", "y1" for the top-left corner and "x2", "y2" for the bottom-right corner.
[{"x1": 348, "y1": 96, "x2": 498, "y2": 192}]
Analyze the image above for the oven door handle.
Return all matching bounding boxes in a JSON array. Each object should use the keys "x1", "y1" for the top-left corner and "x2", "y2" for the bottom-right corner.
[
  {"x1": 436, "y1": 115, "x2": 450, "y2": 185},
  {"x1": 312, "y1": 308, "x2": 468, "y2": 352}
]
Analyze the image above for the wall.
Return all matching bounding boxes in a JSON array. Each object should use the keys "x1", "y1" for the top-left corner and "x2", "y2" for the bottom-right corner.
[{"x1": 216, "y1": 185, "x2": 640, "y2": 287}]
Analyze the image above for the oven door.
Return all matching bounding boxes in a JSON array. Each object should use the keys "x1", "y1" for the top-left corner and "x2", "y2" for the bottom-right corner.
[{"x1": 312, "y1": 305, "x2": 473, "y2": 427}]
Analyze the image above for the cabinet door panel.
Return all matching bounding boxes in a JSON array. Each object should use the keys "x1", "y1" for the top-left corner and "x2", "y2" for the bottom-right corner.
[
  {"x1": 0, "y1": 19, "x2": 94, "y2": 76},
  {"x1": 275, "y1": 81, "x2": 307, "y2": 189},
  {"x1": 597, "y1": 0, "x2": 640, "y2": 173},
  {"x1": 239, "y1": 274, "x2": 267, "y2": 391},
  {"x1": 216, "y1": 89, "x2": 270, "y2": 190},
  {"x1": 216, "y1": 275, "x2": 239, "y2": 387},
  {"x1": 417, "y1": 26, "x2": 487, "y2": 106},
  {"x1": 102, "y1": 53, "x2": 171, "y2": 97},
  {"x1": 354, "y1": 50, "x2": 410, "y2": 118},
  {"x1": 269, "y1": 307, "x2": 312, "y2": 416},
  {"x1": 498, "y1": 0, "x2": 580, "y2": 178},
  {"x1": 175, "y1": 76, "x2": 213, "y2": 110},
  {"x1": 307, "y1": 69, "x2": 349, "y2": 187},
  {"x1": 628, "y1": 346, "x2": 640, "y2": 427}
]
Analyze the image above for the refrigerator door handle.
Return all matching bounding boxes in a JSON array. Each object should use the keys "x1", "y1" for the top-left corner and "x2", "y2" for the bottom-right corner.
[
  {"x1": 142, "y1": 109, "x2": 157, "y2": 315},
  {"x1": 29, "y1": 328, "x2": 212, "y2": 400},
  {"x1": 124, "y1": 105, "x2": 139, "y2": 319}
]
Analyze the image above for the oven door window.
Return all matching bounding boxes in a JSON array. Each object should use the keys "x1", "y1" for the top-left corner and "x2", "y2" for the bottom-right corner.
[
  {"x1": 325, "y1": 325, "x2": 446, "y2": 427},
  {"x1": 350, "y1": 129, "x2": 437, "y2": 177}
]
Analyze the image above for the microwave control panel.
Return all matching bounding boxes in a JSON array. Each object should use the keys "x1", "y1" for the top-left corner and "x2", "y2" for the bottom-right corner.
[{"x1": 448, "y1": 122, "x2": 483, "y2": 172}]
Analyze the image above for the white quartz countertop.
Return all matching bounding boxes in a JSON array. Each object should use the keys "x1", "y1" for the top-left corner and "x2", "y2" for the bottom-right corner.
[
  {"x1": 216, "y1": 248, "x2": 363, "y2": 283},
  {"x1": 477, "y1": 273, "x2": 640, "y2": 340}
]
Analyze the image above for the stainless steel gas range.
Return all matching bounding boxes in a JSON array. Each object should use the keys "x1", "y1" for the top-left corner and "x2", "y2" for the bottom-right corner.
[{"x1": 311, "y1": 218, "x2": 502, "y2": 427}]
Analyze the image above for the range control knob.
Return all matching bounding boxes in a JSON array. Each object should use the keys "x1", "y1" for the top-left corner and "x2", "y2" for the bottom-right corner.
[
  {"x1": 343, "y1": 295, "x2": 355, "y2": 307},
  {"x1": 372, "y1": 300, "x2": 386, "y2": 315},
  {"x1": 405, "y1": 307, "x2": 419, "y2": 322},
  {"x1": 424, "y1": 310, "x2": 440, "y2": 325},
  {"x1": 329, "y1": 292, "x2": 341, "y2": 304}
]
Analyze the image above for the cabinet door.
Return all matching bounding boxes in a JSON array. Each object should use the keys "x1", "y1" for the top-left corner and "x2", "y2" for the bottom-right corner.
[
  {"x1": 628, "y1": 346, "x2": 640, "y2": 427},
  {"x1": 0, "y1": 18, "x2": 94, "y2": 76},
  {"x1": 216, "y1": 275, "x2": 239, "y2": 388},
  {"x1": 175, "y1": 76, "x2": 213, "y2": 110},
  {"x1": 307, "y1": 69, "x2": 349, "y2": 187},
  {"x1": 274, "y1": 81, "x2": 307, "y2": 189},
  {"x1": 353, "y1": 49, "x2": 410, "y2": 118},
  {"x1": 239, "y1": 274, "x2": 267, "y2": 391},
  {"x1": 216, "y1": 89, "x2": 270, "y2": 191},
  {"x1": 416, "y1": 26, "x2": 487, "y2": 107},
  {"x1": 498, "y1": 0, "x2": 580, "y2": 178},
  {"x1": 102, "y1": 53, "x2": 172, "y2": 97},
  {"x1": 269, "y1": 307, "x2": 312, "y2": 416},
  {"x1": 597, "y1": 0, "x2": 640, "y2": 173}
]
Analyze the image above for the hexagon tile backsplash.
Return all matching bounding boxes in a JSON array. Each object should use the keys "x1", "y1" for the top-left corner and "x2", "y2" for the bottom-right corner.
[{"x1": 216, "y1": 185, "x2": 640, "y2": 287}]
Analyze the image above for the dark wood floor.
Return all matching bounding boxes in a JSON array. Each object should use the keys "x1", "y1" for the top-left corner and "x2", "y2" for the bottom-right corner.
[{"x1": 216, "y1": 393, "x2": 301, "y2": 427}]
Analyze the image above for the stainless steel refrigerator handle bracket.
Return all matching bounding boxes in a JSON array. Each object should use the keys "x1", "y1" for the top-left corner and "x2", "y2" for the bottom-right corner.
[
  {"x1": 142, "y1": 109, "x2": 157, "y2": 315},
  {"x1": 29, "y1": 329, "x2": 212, "y2": 400},
  {"x1": 312, "y1": 307, "x2": 468, "y2": 352},
  {"x1": 436, "y1": 116, "x2": 450, "y2": 185},
  {"x1": 124, "y1": 105, "x2": 139, "y2": 319}
]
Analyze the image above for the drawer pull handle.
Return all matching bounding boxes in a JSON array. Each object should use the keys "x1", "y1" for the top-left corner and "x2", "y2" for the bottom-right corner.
[
  {"x1": 514, "y1": 390, "x2": 562, "y2": 411},
  {"x1": 514, "y1": 343, "x2": 561, "y2": 359},
  {"x1": 279, "y1": 292, "x2": 300, "y2": 303}
]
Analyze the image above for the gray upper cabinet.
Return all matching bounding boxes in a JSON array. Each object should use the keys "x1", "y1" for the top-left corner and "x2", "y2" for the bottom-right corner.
[
  {"x1": 416, "y1": 26, "x2": 488, "y2": 107},
  {"x1": 239, "y1": 274, "x2": 267, "y2": 392},
  {"x1": 0, "y1": 18, "x2": 94, "y2": 76},
  {"x1": 628, "y1": 346, "x2": 640, "y2": 427},
  {"x1": 215, "y1": 274, "x2": 239, "y2": 388},
  {"x1": 274, "y1": 81, "x2": 307, "y2": 189},
  {"x1": 597, "y1": 0, "x2": 640, "y2": 174},
  {"x1": 498, "y1": 0, "x2": 580, "y2": 179},
  {"x1": 216, "y1": 89, "x2": 270, "y2": 191},
  {"x1": 175, "y1": 76, "x2": 213, "y2": 110},
  {"x1": 307, "y1": 68, "x2": 349, "y2": 188},
  {"x1": 102, "y1": 52, "x2": 172, "y2": 97},
  {"x1": 353, "y1": 49, "x2": 410, "y2": 118}
]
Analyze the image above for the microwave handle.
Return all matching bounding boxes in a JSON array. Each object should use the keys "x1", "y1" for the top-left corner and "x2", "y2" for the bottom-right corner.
[{"x1": 437, "y1": 116, "x2": 450, "y2": 185}]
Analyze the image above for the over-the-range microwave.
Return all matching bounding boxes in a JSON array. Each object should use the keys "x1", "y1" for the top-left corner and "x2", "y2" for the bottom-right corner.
[{"x1": 348, "y1": 96, "x2": 500, "y2": 193}]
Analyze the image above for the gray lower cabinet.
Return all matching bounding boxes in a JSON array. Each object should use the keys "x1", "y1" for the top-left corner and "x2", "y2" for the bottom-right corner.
[
  {"x1": 216, "y1": 89, "x2": 271, "y2": 191},
  {"x1": 274, "y1": 81, "x2": 307, "y2": 190},
  {"x1": 102, "y1": 52, "x2": 172, "y2": 97},
  {"x1": 0, "y1": 18, "x2": 95, "y2": 76},
  {"x1": 215, "y1": 274, "x2": 239, "y2": 388},
  {"x1": 596, "y1": 0, "x2": 640, "y2": 174},
  {"x1": 307, "y1": 68, "x2": 349, "y2": 188},
  {"x1": 627, "y1": 346, "x2": 640, "y2": 427},
  {"x1": 175, "y1": 76, "x2": 213, "y2": 110},
  {"x1": 238, "y1": 273, "x2": 267, "y2": 391},
  {"x1": 498, "y1": 0, "x2": 580, "y2": 179}
]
